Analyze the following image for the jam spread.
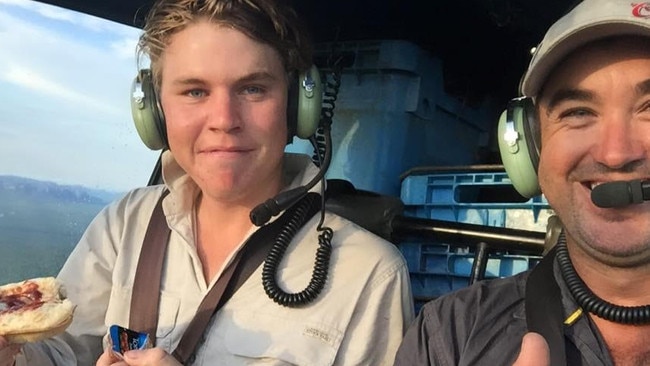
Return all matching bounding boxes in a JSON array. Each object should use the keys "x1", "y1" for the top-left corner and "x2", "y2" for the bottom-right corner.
[{"x1": 0, "y1": 281, "x2": 44, "y2": 315}]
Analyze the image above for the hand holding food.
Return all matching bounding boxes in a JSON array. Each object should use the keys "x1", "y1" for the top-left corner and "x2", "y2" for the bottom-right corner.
[{"x1": 0, "y1": 277, "x2": 75, "y2": 343}]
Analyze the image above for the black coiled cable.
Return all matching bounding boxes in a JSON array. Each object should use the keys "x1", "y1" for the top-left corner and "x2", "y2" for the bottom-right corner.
[
  {"x1": 262, "y1": 192, "x2": 333, "y2": 307},
  {"x1": 262, "y1": 53, "x2": 342, "y2": 307},
  {"x1": 557, "y1": 231, "x2": 650, "y2": 324},
  {"x1": 311, "y1": 58, "x2": 342, "y2": 166}
]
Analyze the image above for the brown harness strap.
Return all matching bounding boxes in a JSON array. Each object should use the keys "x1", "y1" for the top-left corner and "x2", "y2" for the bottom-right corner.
[
  {"x1": 129, "y1": 190, "x2": 321, "y2": 363},
  {"x1": 170, "y1": 247, "x2": 243, "y2": 363},
  {"x1": 129, "y1": 189, "x2": 170, "y2": 339}
]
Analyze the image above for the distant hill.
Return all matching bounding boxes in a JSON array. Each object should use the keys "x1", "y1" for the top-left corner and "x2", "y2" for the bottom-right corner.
[
  {"x1": 0, "y1": 175, "x2": 121, "y2": 204},
  {"x1": 0, "y1": 175, "x2": 123, "y2": 283}
]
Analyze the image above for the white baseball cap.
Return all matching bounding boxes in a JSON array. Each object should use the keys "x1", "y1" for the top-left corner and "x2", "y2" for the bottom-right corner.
[{"x1": 520, "y1": 0, "x2": 650, "y2": 97}]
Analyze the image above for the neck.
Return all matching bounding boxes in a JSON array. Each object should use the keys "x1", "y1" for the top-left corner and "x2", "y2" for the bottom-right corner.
[
  {"x1": 194, "y1": 192, "x2": 257, "y2": 284},
  {"x1": 196, "y1": 192, "x2": 257, "y2": 231},
  {"x1": 557, "y1": 234, "x2": 650, "y2": 325},
  {"x1": 567, "y1": 239, "x2": 650, "y2": 307}
]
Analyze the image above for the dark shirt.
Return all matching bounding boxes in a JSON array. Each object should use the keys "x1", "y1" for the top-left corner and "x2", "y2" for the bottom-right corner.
[{"x1": 393, "y1": 256, "x2": 614, "y2": 366}]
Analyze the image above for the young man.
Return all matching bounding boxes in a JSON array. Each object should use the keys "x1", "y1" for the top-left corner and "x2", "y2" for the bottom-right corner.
[
  {"x1": 0, "y1": 1, "x2": 414, "y2": 365},
  {"x1": 394, "y1": 0, "x2": 650, "y2": 365}
]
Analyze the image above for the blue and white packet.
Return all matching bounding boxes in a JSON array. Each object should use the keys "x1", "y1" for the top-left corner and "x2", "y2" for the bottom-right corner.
[{"x1": 108, "y1": 325, "x2": 151, "y2": 358}]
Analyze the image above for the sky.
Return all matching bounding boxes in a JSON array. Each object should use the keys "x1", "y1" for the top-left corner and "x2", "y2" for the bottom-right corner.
[{"x1": 0, "y1": 0, "x2": 159, "y2": 192}]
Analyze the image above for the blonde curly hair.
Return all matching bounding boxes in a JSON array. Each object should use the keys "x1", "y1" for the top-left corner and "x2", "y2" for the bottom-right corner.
[{"x1": 137, "y1": 0, "x2": 313, "y2": 88}]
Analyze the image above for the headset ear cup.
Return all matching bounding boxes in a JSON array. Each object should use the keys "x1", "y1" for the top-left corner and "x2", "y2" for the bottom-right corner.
[
  {"x1": 294, "y1": 65, "x2": 323, "y2": 139},
  {"x1": 131, "y1": 69, "x2": 167, "y2": 150},
  {"x1": 497, "y1": 97, "x2": 541, "y2": 198}
]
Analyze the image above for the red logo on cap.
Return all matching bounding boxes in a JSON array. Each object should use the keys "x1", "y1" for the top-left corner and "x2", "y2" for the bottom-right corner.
[{"x1": 632, "y1": 2, "x2": 650, "y2": 17}]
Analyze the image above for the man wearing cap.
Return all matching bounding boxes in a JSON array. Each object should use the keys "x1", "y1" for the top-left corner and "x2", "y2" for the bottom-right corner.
[{"x1": 394, "y1": 0, "x2": 650, "y2": 365}]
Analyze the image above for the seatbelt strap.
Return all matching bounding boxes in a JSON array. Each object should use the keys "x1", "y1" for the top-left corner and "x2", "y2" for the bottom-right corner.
[
  {"x1": 129, "y1": 189, "x2": 170, "y2": 339},
  {"x1": 171, "y1": 245, "x2": 244, "y2": 362},
  {"x1": 524, "y1": 245, "x2": 567, "y2": 366},
  {"x1": 129, "y1": 190, "x2": 321, "y2": 363}
]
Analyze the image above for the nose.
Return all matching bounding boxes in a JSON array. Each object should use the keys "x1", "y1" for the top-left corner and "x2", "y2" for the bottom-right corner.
[
  {"x1": 591, "y1": 113, "x2": 645, "y2": 170},
  {"x1": 206, "y1": 91, "x2": 242, "y2": 133}
]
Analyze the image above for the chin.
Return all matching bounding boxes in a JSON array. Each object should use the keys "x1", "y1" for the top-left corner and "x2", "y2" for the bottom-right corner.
[
  {"x1": 196, "y1": 174, "x2": 239, "y2": 194},
  {"x1": 570, "y1": 220, "x2": 650, "y2": 267},
  {"x1": 586, "y1": 243, "x2": 650, "y2": 268}
]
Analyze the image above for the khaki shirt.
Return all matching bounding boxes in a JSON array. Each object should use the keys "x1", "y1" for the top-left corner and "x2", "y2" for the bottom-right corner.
[{"x1": 18, "y1": 152, "x2": 414, "y2": 365}]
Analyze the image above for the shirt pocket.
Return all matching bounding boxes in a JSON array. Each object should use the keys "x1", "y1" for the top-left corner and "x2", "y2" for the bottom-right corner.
[
  {"x1": 155, "y1": 291, "x2": 181, "y2": 348},
  {"x1": 105, "y1": 286, "x2": 180, "y2": 350},
  {"x1": 223, "y1": 310, "x2": 343, "y2": 366}
]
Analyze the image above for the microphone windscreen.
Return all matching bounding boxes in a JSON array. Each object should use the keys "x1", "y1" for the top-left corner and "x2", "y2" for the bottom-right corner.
[
  {"x1": 250, "y1": 204, "x2": 273, "y2": 226},
  {"x1": 591, "y1": 181, "x2": 633, "y2": 208}
]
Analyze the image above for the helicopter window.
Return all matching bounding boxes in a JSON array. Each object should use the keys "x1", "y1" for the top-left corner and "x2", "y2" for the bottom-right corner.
[{"x1": 0, "y1": 0, "x2": 158, "y2": 283}]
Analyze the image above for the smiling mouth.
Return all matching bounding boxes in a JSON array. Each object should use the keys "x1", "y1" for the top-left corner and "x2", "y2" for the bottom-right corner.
[
  {"x1": 587, "y1": 181, "x2": 604, "y2": 191},
  {"x1": 587, "y1": 178, "x2": 650, "y2": 186},
  {"x1": 580, "y1": 181, "x2": 604, "y2": 194},
  {"x1": 585, "y1": 179, "x2": 645, "y2": 191},
  {"x1": 201, "y1": 147, "x2": 251, "y2": 154}
]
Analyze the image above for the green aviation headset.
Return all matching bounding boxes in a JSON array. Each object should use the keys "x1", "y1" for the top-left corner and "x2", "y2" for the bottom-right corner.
[
  {"x1": 497, "y1": 96, "x2": 542, "y2": 198},
  {"x1": 130, "y1": 65, "x2": 324, "y2": 150}
]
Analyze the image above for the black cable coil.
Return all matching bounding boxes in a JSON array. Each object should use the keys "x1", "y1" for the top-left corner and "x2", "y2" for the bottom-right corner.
[
  {"x1": 262, "y1": 53, "x2": 341, "y2": 307},
  {"x1": 557, "y1": 232, "x2": 650, "y2": 324},
  {"x1": 262, "y1": 192, "x2": 333, "y2": 307},
  {"x1": 311, "y1": 60, "x2": 342, "y2": 167}
]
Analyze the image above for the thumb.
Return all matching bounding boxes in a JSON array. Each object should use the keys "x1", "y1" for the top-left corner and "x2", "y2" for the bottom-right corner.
[
  {"x1": 122, "y1": 348, "x2": 180, "y2": 366},
  {"x1": 512, "y1": 332, "x2": 551, "y2": 366}
]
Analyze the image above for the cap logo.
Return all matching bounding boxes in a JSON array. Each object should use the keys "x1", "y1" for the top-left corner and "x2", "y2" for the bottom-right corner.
[{"x1": 632, "y1": 2, "x2": 650, "y2": 18}]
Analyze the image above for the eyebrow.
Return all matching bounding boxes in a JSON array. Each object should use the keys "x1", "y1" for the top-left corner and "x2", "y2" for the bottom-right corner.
[
  {"x1": 171, "y1": 78, "x2": 207, "y2": 87},
  {"x1": 237, "y1": 71, "x2": 278, "y2": 84},
  {"x1": 170, "y1": 71, "x2": 278, "y2": 88},
  {"x1": 635, "y1": 79, "x2": 650, "y2": 96},
  {"x1": 544, "y1": 78, "x2": 650, "y2": 113},
  {"x1": 545, "y1": 88, "x2": 596, "y2": 113}
]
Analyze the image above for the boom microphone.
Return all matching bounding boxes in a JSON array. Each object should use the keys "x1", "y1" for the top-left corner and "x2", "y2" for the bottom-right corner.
[
  {"x1": 591, "y1": 179, "x2": 650, "y2": 208},
  {"x1": 249, "y1": 186, "x2": 308, "y2": 226},
  {"x1": 249, "y1": 133, "x2": 332, "y2": 226}
]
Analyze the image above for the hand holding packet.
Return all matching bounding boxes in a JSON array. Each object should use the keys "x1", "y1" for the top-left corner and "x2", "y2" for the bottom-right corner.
[{"x1": 108, "y1": 325, "x2": 151, "y2": 358}]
